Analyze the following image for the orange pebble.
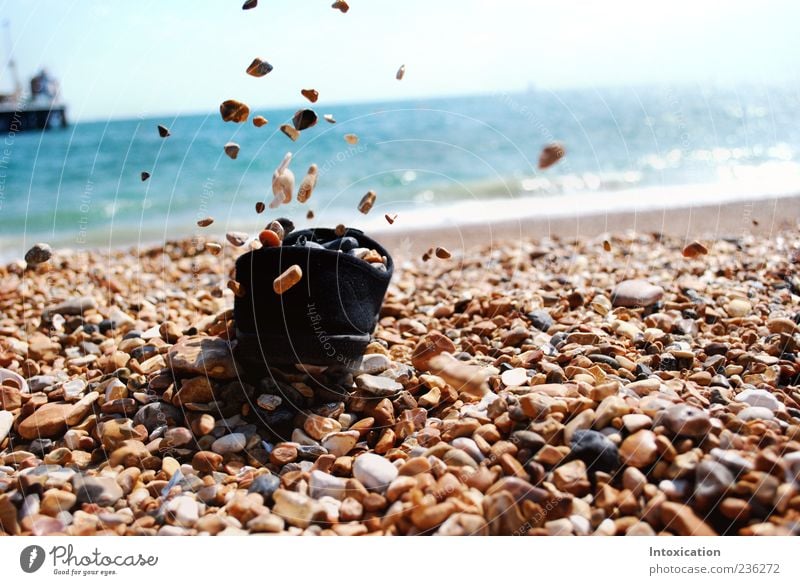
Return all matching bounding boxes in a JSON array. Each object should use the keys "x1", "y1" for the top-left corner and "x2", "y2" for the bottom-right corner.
[
  {"x1": 273, "y1": 265, "x2": 303, "y2": 294},
  {"x1": 259, "y1": 229, "x2": 282, "y2": 247}
]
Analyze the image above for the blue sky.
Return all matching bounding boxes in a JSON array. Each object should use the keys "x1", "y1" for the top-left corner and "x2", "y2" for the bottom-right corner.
[{"x1": 1, "y1": 0, "x2": 798, "y2": 121}]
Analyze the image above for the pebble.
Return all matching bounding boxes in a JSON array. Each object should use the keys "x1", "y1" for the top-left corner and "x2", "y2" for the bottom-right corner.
[
  {"x1": 344, "y1": 133, "x2": 358, "y2": 145},
  {"x1": 292, "y1": 109, "x2": 318, "y2": 131},
  {"x1": 245, "y1": 57, "x2": 273, "y2": 77},
  {"x1": 300, "y1": 89, "x2": 319, "y2": 103},
  {"x1": 619, "y1": 430, "x2": 658, "y2": 468},
  {"x1": 141, "y1": 171, "x2": 151, "y2": 181},
  {"x1": 662, "y1": 404, "x2": 711, "y2": 438},
  {"x1": 396, "y1": 64, "x2": 406, "y2": 80},
  {"x1": 570, "y1": 429, "x2": 620, "y2": 473},
  {"x1": 500, "y1": 367, "x2": 527, "y2": 387},
  {"x1": 734, "y1": 388, "x2": 781, "y2": 411},
  {"x1": 72, "y1": 476, "x2": 123, "y2": 507},
  {"x1": 157, "y1": 124, "x2": 171, "y2": 137},
  {"x1": 527, "y1": 310, "x2": 554, "y2": 332},
  {"x1": 321, "y1": 431, "x2": 359, "y2": 457},
  {"x1": 256, "y1": 394, "x2": 282, "y2": 411},
  {"x1": 253, "y1": 116, "x2": 268, "y2": 128},
  {"x1": 323, "y1": 114, "x2": 336, "y2": 123},
  {"x1": 611, "y1": 279, "x2": 664, "y2": 308},
  {"x1": 355, "y1": 373, "x2": 403, "y2": 396},
  {"x1": 353, "y1": 453, "x2": 398, "y2": 492},
  {"x1": 332, "y1": 1, "x2": 349, "y2": 13},
  {"x1": 725, "y1": 298, "x2": 751, "y2": 317},
  {"x1": 219, "y1": 99, "x2": 250, "y2": 123},
  {"x1": 737, "y1": 406, "x2": 775, "y2": 421},
  {"x1": 682, "y1": 240, "x2": 708, "y2": 258},
  {"x1": 25, "y1": 243, "x2": 53, "y2": 266},
  {"x1": 18, "y1": 403, "x2": 72, "y2": 439},
  {"x1": 358, "y1": 190, "x2": 376, "y2": 214},
  {"x1": 0, "y1": 411, "x2": 13, "y2": 444},
  {"x1": 248, "y1": 474, "x2": 280, "y2": 502},
  {"x1": 309, "y1": 470, "x2": 348, "y2": 500},
  {"x1": 224, "y1": 142, "x2": 240, "y2": 159},
  {"x1": 211, "y1": 433, "x2": 247, "y2": 454},
  {"x1": 273, "y1": 265, "x2": 303, "y2": 294},
  {"x1": 537, "y1": 142, "x2": 565, "y2": 169},
  {"x1": 694, "y1": 460, "x2": 734, "y2": 501},
  {"x1": 297, "y1": 164, "x2": 318, "y2": 202},
  {"x1": 226, "y1": 231, "x2": 248, "y2": 247},
  {"x1": 242, "y1": 0, "x2": 257, "y2": 9}
]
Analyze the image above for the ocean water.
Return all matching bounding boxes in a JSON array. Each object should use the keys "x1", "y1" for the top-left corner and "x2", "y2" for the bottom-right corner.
[{"x1": 1, "y1": 85, "x2": 799, "y2": 259}]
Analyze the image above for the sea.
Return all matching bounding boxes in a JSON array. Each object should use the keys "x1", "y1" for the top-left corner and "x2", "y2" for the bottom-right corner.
[{"x1": 1, "y1": 85, "x2": 799, "y2": 260}]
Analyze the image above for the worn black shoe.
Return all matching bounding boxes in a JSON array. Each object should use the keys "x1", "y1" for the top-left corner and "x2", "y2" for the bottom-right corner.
[{"x1": 233, "y1": 227, "x2": 393, "y2": 372}]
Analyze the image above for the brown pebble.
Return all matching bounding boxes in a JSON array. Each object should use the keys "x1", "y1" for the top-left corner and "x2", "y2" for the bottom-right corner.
[
  {"x1": 306, "y1": 210, "x2": 315, "y2": 219},
  {"x1": 253, "y1": 116, "x2": 268, "y2": 127},
  {"x1": 603, "y1": 239, "x2": 612, "y2": 252},
  {"x1": 273, "y1": 265, "x2": 303, "y2": 295},
  {"x1": 335, "y1": 224, "x2": 346, "y2": 237},
  {"x1": 140, "y1": 171, "x2": 151, "y2": 182},
  {"x1": 301, "y1": 89, "x2": 319, "y2": 103},
  {"x1": 197, "y1": 217, "x2": 214, "y2": 227},
  {"x1": 258, "y1": 230, "x2": 281, "y2": 248},
  {"x1": 224, "y1": 142, "x2": 240, "y2": 159},
  {"x1": 246, "y1": 57, "x2": 273, "y2": 77},
  {"x1": 332, "y1": 1, "x2": 349, "y2": 13},
  {"x1": 226, "y1": 231, "x2": 249, "y2": 247},
  {"x1": 255, "y1": 201, "x2": 266, "y2": 214},
  {"x1": 270, "y1": 444, "x2": 297, "y2": 466},
  {"x1": 242, "y1": 0, "x2": 257, "y2": 9},
  {"x1": 267, "y1": 220, "x2": 285, "y2": 241},
  {"x1": 538, "y1": 142, "x2": 565, "y2": 169},
  {"x1": 344, "y1": 133, "x2": 358, "y2": 145},
  {"x1": 385, "y1": 214, "x2": 397, "y2": 225},
  {"x1": 396, "y1": 64, "x2": 406, "y2": 80},
  {"x1": 220, "y1": 99, "x2": 250, "y2": 123},
  {"x1": 157, "y1": 124, "x2": 171, "y2": 138},
  {"x1": 205, "y1": 242, "x2": 222, "y2": 255},
  {"x1": 280, "y1": 124, "x2": 300, "y2": 141},
  {"x1": 682, "y1": 240, "x2": 708, "y2": 258},
  {"x1": 358, "y1": 190, "x2": 376, "y2": 214},
  {"x1": 323, "y1": 114, "x2": 336, "y2": 124},
  {"x1": 435, "y1": 247, "x2": 451, "y2": 259},
  {"x1": 292, "y1": 109, "x2": 318, "y2": 131}
]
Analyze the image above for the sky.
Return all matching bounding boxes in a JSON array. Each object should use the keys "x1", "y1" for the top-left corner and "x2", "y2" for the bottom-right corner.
[{"x1": 0, "y1": 0, "x2": 798, "y2": 122}]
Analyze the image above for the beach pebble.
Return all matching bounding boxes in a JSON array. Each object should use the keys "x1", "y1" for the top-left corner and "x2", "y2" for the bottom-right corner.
[
  {"x1": 140, "y1": 171, "x2": 151, "y2": 181},
  {"x1": 253, "y1": 115, "x2": 268, "y2": 127},
  {"x1": 220, "y1": 99, "x2": 250, "y2": 123},
  {"x1": 353, "y1": 453, "x2": 398, "y2": 492},
  {"x1": 344, "y1": 133, "x2": 359, "y2": 145},
  {"x1": 280, "y1": 124, "x2": 299, "y2": 141},
  {"x1": 435, "y1": 247, "x2": 451, "y2": 259},
  {"x1": 331, "y1": 1, "x2": 349, "y2": 13},
  {"x1": 211, "y1": 433, "x2": 247, "y2": 455},
  {"x1": 612, "y1": 279, "x2": 664, "y2": 308},
  {"x1": 501, "y1": 367, "x2": 527, "y2": 387},
  {"x1": 157, "y1": 124, "x2": 171, "y2": 138},
  {"x1": 256, "y1": 394, "x2": 282, "y2": 411},
  {"x1": 168, "y1": 496, "x2": 199, "y2": 527},
  {"x1": 72, "y1": 475, "x2": 123, "y2": 507},
  {"x1": 273, "y1": 265, "x2": 303, "y2": 295},
  {"x1": 301, "y1": 89, "x2": 319, "y2": 103},
  {"x1": 570, "y1": 429, "x2": 620, "y2": 473},
  {"x1": 226, "y1": 231, "x2": 249, "y2": 247},
  {"x1": 737, "y1": 406, "x2": 775, "y2": 421},
  {"x1": 735, "y1": 388, "x2": 781, "y2": 411},
  {"x1": 242, "y1": 0, "x2": 257, "y2": 9},
  {"x1": 272, "y1": 152, "x2": 295, "y2": 203},
  {"x1": 619, "y1": 430, "x2": 658, "y2": 468},
  {"x1": 292, "y1": 109, "x2": 318, "y2": 131},
  {"x1": 662, "y1": 404, "x2": 711, "y2": 438},
  {"x1": 323, "y1": 114, "x2": 336, "y2": 124},
  {"x1": 297, "y1": 164, "x2": 318, "y2": 202},
  {"x1": 355, "y1": 373, "x2": 403, "y2": 396},
  {"x1": 168, "y1": 336, "x2": 237, "y2": 378},
  {"x1": 385, "y1": 214, "x2": 397, "y2": 224},
  {"x1": 321, "y1": 431, "x2": 359, "y2": 457},
  {"x1": 725, "y1": 299, "x2": 751, "y2": 317},
  {"x1": 248, "y1": 474, "x2": 280, "y2": 502},
  {"x1": 205, "y1": 242, "x2": 222, "y2": 255},
  {"x1": 197, "y1": 217, "x2": 214, "y2": 227},
  {"x1": 538, "y1": 142, "x2": 565, "y2": 169},
  {"x1": 0, "y1": 411, "x2": 13, "y2": 444},
  {"x1": 25, "y1": 243, "x2": 53, "y2": 266},
  {"x1": 358, "y1": 190, "x2": 376, "y2": 214},
  {"x1": 309, "y1": 470, "x2": 349, "y2": 500},
  {"x1": 694, "y1": 460, "x2": 734, "y2": 500},
  {"x1": 682, "y1": 241, "x2": 708, "y2": 258},
  {"x1": 246, "y1": 57, "x2": 273, "y2": 77},
  {"x1": 18, "y1": 403, "x2": 72, "y2": 440},
  {"x1": 224, "y1": 142, "x2": 240, "y2": 159}
]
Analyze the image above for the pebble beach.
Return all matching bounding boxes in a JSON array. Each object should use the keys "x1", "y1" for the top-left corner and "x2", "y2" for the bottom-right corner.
[{"x1": 1, "y1": 205, "x2": 800, "y2": 537}]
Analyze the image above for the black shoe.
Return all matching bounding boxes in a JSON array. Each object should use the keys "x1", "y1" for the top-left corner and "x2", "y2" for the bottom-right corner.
[{"x1": 233, "y1": 227, "x2": 393, "y2": 372}]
